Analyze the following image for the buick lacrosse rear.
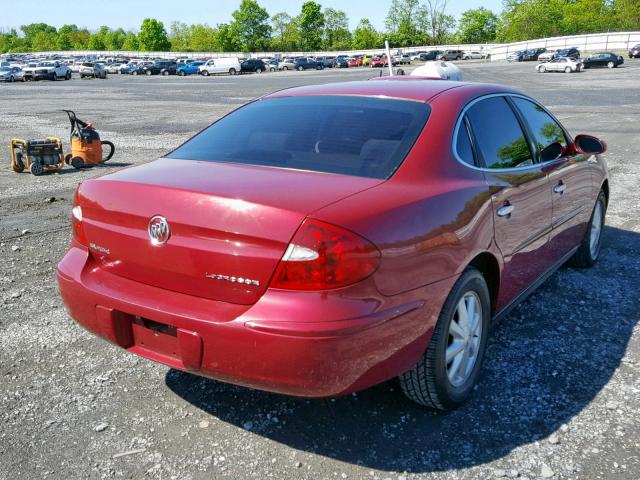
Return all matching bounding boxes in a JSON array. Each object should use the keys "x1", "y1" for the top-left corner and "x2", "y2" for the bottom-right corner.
[{"x1": 58, "y1": 79, "x2": 609, "y2": 409}]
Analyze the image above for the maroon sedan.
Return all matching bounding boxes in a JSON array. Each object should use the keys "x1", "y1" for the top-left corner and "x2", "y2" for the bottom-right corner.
[{"x1": 58, "y1": 78, "x2": 609, "y2": 410}]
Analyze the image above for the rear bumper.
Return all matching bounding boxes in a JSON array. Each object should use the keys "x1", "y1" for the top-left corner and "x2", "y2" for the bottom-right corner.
[{"x1": 57, "y1": 245, "x2": 453, "y2": 397}]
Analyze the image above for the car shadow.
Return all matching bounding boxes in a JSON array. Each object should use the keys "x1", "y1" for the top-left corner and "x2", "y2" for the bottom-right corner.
[{"x1": 165, "y1": 225, "x2": 638, "y2": 473}]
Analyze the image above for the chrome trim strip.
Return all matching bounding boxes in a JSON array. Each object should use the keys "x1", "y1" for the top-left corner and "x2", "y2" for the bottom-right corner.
[{"x1": 451, "y1": 92, "x2": 572, "y2": 173}]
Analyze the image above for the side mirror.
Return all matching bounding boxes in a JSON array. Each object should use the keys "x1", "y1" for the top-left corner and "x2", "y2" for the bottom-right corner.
[
  {"x1": 574, "y1": 134, "x2": 606, "y2": 155},
  {"x1": 540, "y1": 142, "x2": 563, "y2": 162}
]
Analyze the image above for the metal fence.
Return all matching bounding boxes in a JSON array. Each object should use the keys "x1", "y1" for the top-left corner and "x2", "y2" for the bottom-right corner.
[
  {"x1": 488, "y1": 31, "x2": 640, "y2": 60},
  {"x1": 10, "y1": 31, "x2": 640, "y2": 61}
]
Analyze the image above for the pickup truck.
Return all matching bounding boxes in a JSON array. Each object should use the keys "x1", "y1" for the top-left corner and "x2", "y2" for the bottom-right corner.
[{"x1": 23, "y1": 61, "x2": 72, "y2": 81}]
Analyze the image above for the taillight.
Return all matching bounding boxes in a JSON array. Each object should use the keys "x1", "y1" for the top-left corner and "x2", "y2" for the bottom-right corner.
[
  {"x1": 71, "y1": 192, "x2": 87, "y2": 246},
  {"x1": 270, "y1": 219, "x2": 380, "y2": 290}
]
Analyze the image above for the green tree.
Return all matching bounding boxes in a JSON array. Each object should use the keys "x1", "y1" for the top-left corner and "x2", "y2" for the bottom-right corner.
[
  {"x1": 231, "y1": 0, "x2": 271, "y2": 51},
  {"x1": 426, "y1": 0, "x2": 456, "y2": 44},
  {"x1": 498, "y1": 0, "x2": 566, "y2": 42},
  {"x1": 138, "y1": 18, "x2": 171, "y2": 51},
  {"x1": 170, "y1": 21, "x2": 193, "y2": 51},
  {"x1": 105, "y1": 28, "x2": 126, "y2": 50},
  {"x1": 561, "y1": 0, "x2": 611, "y2": 34},
  {"x1": 122, "y1": 32, "x2": 139, "y2": 51},
  {"x1": 613, "y1": 0, "x2": 640, "y2": 29},
  {"x1": 218, "y1": 23, "x2": 242, "y2": 51},
  {"x1": 271, "y1": 12, "x2": 292, "y2": 50},
  {"x1": 352, "y1": 18, "x2": 382, "y2": 49},
  {"x1": 323, "y1": 8, "x2": 352, "y2": 50},
  {"x1": 31, "y1": 31, "x2": 58, "y2": 51},
  {"x1": 298, "y1": 1, "x2": 325, "y2": 51},
  {"x1": 457, "y1": 7, "x2": 499, "y2": 43},
  {"x1": 189, "y1": 24, "x2": 220, "y2": 51},
  {"x1": 385, "y1": 0, "x2": 430, "y2": 46}
]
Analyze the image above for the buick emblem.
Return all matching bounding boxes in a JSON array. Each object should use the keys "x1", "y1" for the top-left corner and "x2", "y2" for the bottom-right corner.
[{"x1": 148, "y1": 215, "x2": 171, "y2": 246}]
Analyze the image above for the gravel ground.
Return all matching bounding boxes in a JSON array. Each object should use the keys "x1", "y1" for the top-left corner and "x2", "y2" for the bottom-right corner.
[{"x1": 0, "y1": 62, "x2": 638, "y2": 480}]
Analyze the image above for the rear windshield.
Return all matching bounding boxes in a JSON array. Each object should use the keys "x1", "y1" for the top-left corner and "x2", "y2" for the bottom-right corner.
[{"x1": 167, "y1": 96, "x2": 430, "y2": 179}]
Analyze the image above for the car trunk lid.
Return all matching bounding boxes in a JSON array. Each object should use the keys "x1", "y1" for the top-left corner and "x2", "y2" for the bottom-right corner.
[{"x1": 76, "y1": 158, "x2": 381, "y2": 305}]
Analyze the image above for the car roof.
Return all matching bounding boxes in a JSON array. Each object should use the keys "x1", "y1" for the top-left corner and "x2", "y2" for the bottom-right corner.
[{"x1": 264, "y1": 79, "x2": 519, "y2": 103}]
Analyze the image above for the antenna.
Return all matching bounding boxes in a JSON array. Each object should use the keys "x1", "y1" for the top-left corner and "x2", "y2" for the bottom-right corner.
[{"x1": 385, "y1": 40, "x2": 394, "y2": 77}]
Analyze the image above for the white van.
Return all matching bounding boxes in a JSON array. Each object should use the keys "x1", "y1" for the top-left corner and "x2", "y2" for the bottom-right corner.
[{"x1": 199, "y1": 57, "x2": 241, "y2": 76}]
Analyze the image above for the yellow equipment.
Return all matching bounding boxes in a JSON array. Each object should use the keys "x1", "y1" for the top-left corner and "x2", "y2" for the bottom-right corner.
[{"x1": 10, "y1": 137, "x2": 65, "y2": 175}]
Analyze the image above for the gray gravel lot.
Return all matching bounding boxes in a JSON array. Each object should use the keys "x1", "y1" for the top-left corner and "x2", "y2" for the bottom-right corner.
[{"x1": 0, "y1": 62, "x2": 638, "y2": 480}]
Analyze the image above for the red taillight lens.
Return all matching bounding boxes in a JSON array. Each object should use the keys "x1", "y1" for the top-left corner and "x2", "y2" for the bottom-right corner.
[
  {"x1": 270, "y1": 219, "x2": 380, "y2": 290},
  {"x1": 71, "y1": 192, "x2": 87, "y2": 246}
]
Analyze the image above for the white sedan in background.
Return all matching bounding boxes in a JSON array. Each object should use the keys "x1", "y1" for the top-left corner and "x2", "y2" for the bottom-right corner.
[
  {"x1": 463, "y1": 50, "x2": 486, "y2": 60},
  {"x1": 537, "y1": 57, "x2": 582, "y2": 73},
  {"x1": 0, "y1": 66, "x2": 25, "y2": 82}
]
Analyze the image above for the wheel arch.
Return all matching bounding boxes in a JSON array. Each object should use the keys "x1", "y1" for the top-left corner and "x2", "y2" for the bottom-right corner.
[{"x1": 467, "y1": 252, "x2": 500, "y2": 315}]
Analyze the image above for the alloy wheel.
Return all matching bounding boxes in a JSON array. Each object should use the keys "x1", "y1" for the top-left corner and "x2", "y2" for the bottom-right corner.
[
  {"x1": 590, "y1": 200, "x2": 604, "y2": 259},
  {"x1": 446, "y1": 291, "x2": 483, "y2": 387}
]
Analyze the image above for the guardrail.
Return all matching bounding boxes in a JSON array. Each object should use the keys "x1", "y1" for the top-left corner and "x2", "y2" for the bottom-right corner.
[
  {"x1": 488, "y1": 31, "x2": 640, "y2": 60},
  {"x1": 6, "y1": 31, "x2": 639, "y2": 62}
]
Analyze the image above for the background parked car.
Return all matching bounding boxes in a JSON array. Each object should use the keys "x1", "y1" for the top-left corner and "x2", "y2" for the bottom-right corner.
[
  {"x1": 540, "y1": 47, "x2": 580, "y2": 61},
  {"x1": 0, "y1": 66, "x2": 24, "y2": 82},
  {"x1": 240, "y1": 58, "x2": 267, "y2": 73},
  {"x1": 397, "y1": 54, "x2": 412, "y2": 64},
  {"x1": 277, "y1": 58, "x2": 296, "y2": 70},
  {"x1": 582, "y1": 52, "x2": 624, "y2": 69},
  {"x1": 419, "y1": 50, "x2": 443, "y2": 61},
  {"x1": 522, "y1": 48, "x2": 547, "y2": 61},
  {"x1": 507, "y1": 51, "x2": 525, "y2": 62},
  {"x1": 537, "y1": 56, "x2": 582, "y2": 73},
  {"x1": 177, "y1": 61, "x2": 205, "y2": 76},
  {"x1": 438, "y1": 50, "x2": 465, "y2": 60},
  {"x1": 333, "y1": 56, "x2": 349, "y2": 68},
  {"x1": 79, "y1": 62, "x2": 107, "y2": 79},
  {"x1": 629, "y1": 44, "x2": 640, "y2": 58},
  {"x1": 315, "y1": 56, "x2": 335, "y2": 68},
  {"x1": 199, "y1": 57, "x2": 241, "y2": 76},
  {"x1": 463, "y1": 50, "x2": 485, "y2": 60},
  {"x1": 130, "y1": 61, "x2": 154, "y2": 75},
  {"x1": 23, "y1": 61, "x2": 71, "y2": 81},
  {"x1": 294, "y1": 57, "x2": 323, "y2": 70}
]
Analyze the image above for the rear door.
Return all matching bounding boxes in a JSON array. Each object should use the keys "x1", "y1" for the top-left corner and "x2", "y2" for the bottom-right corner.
[
  {"x1": 511, "y1": 96, "x2": 592, "y2": 262},
  {"x1": 463, "y1": 95, "x2": 553, "y2": 303}
]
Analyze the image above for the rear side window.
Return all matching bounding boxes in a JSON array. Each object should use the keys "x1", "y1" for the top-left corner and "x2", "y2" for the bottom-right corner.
[
  {"x1": 167, "y1": 96, "x2": 430, "y2": 179},
  {"x1": 465, "y1": 97, "x2": 533, "y2": 169},
  {"x1": 511, "y1": 98, "x2": 568, "y2": 155},
  {"x1": 455, "y1": 119, "x2": 475, "y2": 166}
]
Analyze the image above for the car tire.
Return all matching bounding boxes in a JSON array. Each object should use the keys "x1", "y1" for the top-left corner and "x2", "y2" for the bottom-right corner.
[
  {"x1": 297, "y1": 66, "x2": 304, "y2": 71},
  {"x1": 146, "y1": 70, "x2": 152, "y2": 76},
  {"x1": 539, "y1": 66, "x2": 546, "y2": 73},
  {"x1": 8, "y1": 75, "x2": 14, "y2": 82},
  {"x1": 132, "y1": 71, "x2": 138, "y2": 76},
  {"x1": 255, "y1": 68, "x2": 262, "y2": 74},
  {"x1": 399, "y1": 267, "x2": 491, "y2": 410},
  {"x1": 565, "y1": 66, "x2": 572, "y2": 73},
  {"x1": 229, "y1": 68, "x2": 237, "y2": 75},
  {"x1": 178, "y1": 70, "x2": 185, "y2": 76},
  {"x1": 66, "y1": 71, "x2": 71, "y2": 80},
  {"x1": 282, "y1": 66, "x2": 288, "y2": 71},
  {"x1": 569, "y1": 190, "x2": 607, "y2": 268},
  {"x1": 607, "y1": 61, "x2": 615, "y2": 69},
  {"x1": 202, "y1": 70, "x2": 210, "y2": 76}
]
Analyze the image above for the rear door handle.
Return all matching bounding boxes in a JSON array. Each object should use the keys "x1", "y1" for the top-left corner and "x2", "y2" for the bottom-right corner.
[
  {"x1": 554, "y1": 182, "x2": 566, "y2": 194},
  {"x1": 497, "y1": 203, "x2": 514, "y2": 217}
]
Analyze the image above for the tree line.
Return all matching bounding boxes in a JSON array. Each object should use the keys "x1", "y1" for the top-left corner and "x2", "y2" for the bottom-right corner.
[{"x1": 1, "y1": 0, "x2": 639, "y2": 54}]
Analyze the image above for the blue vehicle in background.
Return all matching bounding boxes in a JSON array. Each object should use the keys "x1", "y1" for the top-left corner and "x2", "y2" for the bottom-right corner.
[{"x1": 177, "y1": 61, "x2": 205, "y2": 76}]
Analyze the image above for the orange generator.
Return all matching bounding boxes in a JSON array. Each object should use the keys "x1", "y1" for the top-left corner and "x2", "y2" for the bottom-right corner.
[{"x1": 63, "y1": 110, "x2": 115, "y2": 169}]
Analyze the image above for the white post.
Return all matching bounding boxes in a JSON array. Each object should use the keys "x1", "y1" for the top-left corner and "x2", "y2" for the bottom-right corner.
[{"x1": 385, "y1": 40, "x2": 394, "y2": 77}]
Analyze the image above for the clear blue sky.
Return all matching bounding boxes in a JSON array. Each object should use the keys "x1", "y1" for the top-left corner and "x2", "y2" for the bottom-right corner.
[{"x1": 1, "y1": 0, "x2": 503, "y2": 32}]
